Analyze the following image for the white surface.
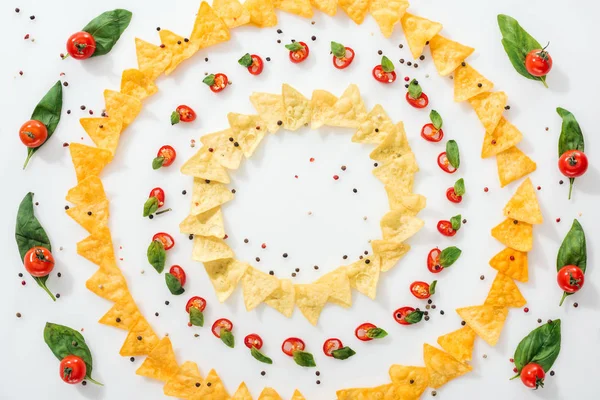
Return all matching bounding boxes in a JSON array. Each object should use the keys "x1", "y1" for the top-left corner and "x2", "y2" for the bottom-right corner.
[{"x1": 0, "y1": 0, "x2": 599, "y2": 399}]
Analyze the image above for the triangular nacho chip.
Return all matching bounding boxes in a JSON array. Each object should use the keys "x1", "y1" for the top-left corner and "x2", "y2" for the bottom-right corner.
[
  {"x1": 489, "y1": 247, "x2": 528, "y2": 283},
  {"x1": 98, "y1": 293, "x2": 141, "y2": 330},
  {"x1": 250, "y1": 92, "x2": 285, "y2": 133},
  {"x1": 401, "y1": 13, "x2": 443, "y2": 59},
  {"x1": 199, "y1": 129, "x2": 244, "y2": 170},
  {"x1": 274, "y1": 0, "x2": 313, "y2": 18},
  {"x1": 66, "y1": 176, "x2": 106, "y2": 205},
  {"x1": 456, "y1": 305, "x2": 508, "y2": 346},
  {"x1": 491, "y1": 218, "x2": 533, "y2": 252},
  {"x1": 315, "y1": 268, "x2": 352, "y2": 307},
  {"x1": 373, "y1": 152, "x2": 418, "y2": 187},
  {"x1": 80, "y1": 117, "x2": 122, "y2": 155},
  {"x1": 180, "y1": 207, "x2": 225, "y2": 238},
  {"x1": 119, "y1": 317, "x2": 160, "y2": 356},
  {"x1": 244, "y1": 0, "x2": 278, "y2": 27},
  {"x1": 337, "y1": 383, "x2": 418, "y2": 400},
  {"x1": 380, "y1": 213, "x2": 424, "y2": 242},
  {"x1": 481, "y1": 117, "x2": 523, "y2": 158},
  {"x1": 203, "y1": 258, "x2": 249, "y2": 302},
  {"x1": 310, "y1": 89, "x2": 338, "y2": 129},
  {"x1": 294, "y1": 283, "x2": 330, "y2": 325},
  {"x1": 241, "y1": 267, "x2": 280, "y2": 311},
  {"x1": 437, "y1": 326, "x2": 476, "y2": 363},
  {"x1": 66, "y1": 199, "x2": 109, "y2": 233},
  {"x1": 369, "y1": 122, "x2": 412, "y2": 162},
  {"x1": 423, "y1": 344, "x2": 472, "y2": 388},
  {"x1": 120, "y1": 68, "x2": 158, "y2": 101},
  {"x1": 324, "y1": 84, "x2": 368, "y2": 128},
  {"x1": 232, "y1": 382, "x2": 253, "y2": 400},
  {"x1": 213, "y1": 0, "x2": 250, "y2": 28},
  {"x1": 352, "y1": 104, "x2": 394, "y2": 143},
  {"x1": 196, "y1": 369, "x2": 230, "y2": 399},
  {"x1": 291, "y1": 390, "x2": 306, "y2": 400},
  {"x1": 484, "y1": 272, "x2": 527, "y2": 308},
  {"x1": 258, "y1": 387, "x2": 283, "y2": 400},
  {"x1": 310, "y1": 0, "x2": 336, "y2": 16},
  {"x1": 468, "y1": 91, "x2": 507, "y2": 133},
  {"x1": 384, "y1": 189, "x2": 427, "y2": 214},
  {"x1": 453, "y1": 63, "x2": 494, "y2": 102},
  {"x1": 85, "y1": 265, "x2": 129, "y2": 302},
  {"x1": 163, "y1": 361, "x2": 204, "y2": 398},
  {"x1": 135, "y1": 38, "x2": 172, "y2": 80},
  {"x1": 192, "y1": 235, "x2": 234, "y2": 262},
  {"x1": 191, "y1": 2, "x2": 231, "y2": 48},
  {"x1": 136, "y1": 337, "x2": 179, "y2": 382},
  {"x1": 227, "y1": 113, "x2": 267, "y2": 157},
  {"x1": 104, "y1": 90, "x2": 142, "y2": 129},
  {"x1": 77, "y1": 226, "x2": 115, "y2": 266},
  {"x1": 190, "y1": 179, "x2": 234, "y2": 216},
  {"x1": 389, "y1": 365, "x2": 429, "y2": 397},
  {"x1": 371, "y1": 239, "x2": 411, "y2": 272},
  {"x1": 264, "y1": 279, "x2": 295, "y2": 317},
  {"x1": 346, "y1": 256, "x2": 381, "y2": 299},
  {"x1": 69, "y1": 143, "x2": 113, "y2": 182},
  {"x1": 496, "y1": 146, "x2": 537, "y2": 187},
  {"x1": 159, "y1": 30, "x2": 201, "y2": 75},
  {"x1": 370, "y1": 0, "x2": 409, "y2": 37},
  {"x1": 181, "y1": 148, "x2": 230, "y2": 183},
  {"x1": 338, "y1": 0, "x2": 370, "y2": 24},
  {"x1": 282, "y1": 84, "x2": 311, "y2": 131},
  {"x1": 503, "y1": 177, "x2": 543, "y2": 224},
  {"x1": 429, "y1": 35, "x2": 474, "y2": 76}
]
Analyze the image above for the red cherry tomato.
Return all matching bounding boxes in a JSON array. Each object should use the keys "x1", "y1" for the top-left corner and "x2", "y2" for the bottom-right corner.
[
  {"x1": 176, "y1": 105, "x2": 196, "y2": 122},
  {"x1": 210, "y1": 73, "x2": 229, "y2": 93},
  {"x1": 393, "y1": 307, "x2": 416, "y2": 325},
  {"x1": 248, "y1": 54, "x2": 264, "y2": 75},
  {"x1": 333, "y1": 47, "x2": 355, "y2": 69},
  {"x1": 427, "y1": 248, "x2": 443, "y2": 273},
  {"x1": 322, "y1": 338, "x2": 343, "y2": 357},
  {"x1": 525, "y1": 49, "x2": 552, "y2": 77},
  {"x1": 437, "y1": 220, "x2": 456, "y2": 237},
  {"x1": 557, "y1": 265, "x2": 584, "y2": 294},
  {"x1": 355, "y1": 322, "x2": 377, "y2": 341},
  {"x1": 421, "y1": 123, "x2": 443, "y2": 142},
  {"x1": 405, "y1": 92, "x2": 429, "y2": 108},
  {"x1": 244, "y1": 333, "x2": 263, "y2": 350},
  {"x1": 152, "y1": 232, "x2": 175, "y2": 250},
  {"x1": 520, "y1": 363, "x2": 545, "y2": 389},
  {"x1": 185, "y1": 296, "x2": 207, "y2": 313},
  {"x1": 211, "y1": 318, "x2": 233, "y2": 338},
  {"x1": 24, "y1": 247, "x2": 55, "y2": 277},
  {"x1": 149, "y1": 187, "x2": 165, "y2": 207},
  {"x1": 169, "y1": 265, "x2": 186, "y2": 287},
  {"x1": 19, "y1": 120, "x2": 48, "y2": 148},
  {"x1": 437, "y1": 152, "x2": 457, "y2": 173},
  {"x1": 558, "y1": 150, "x2": 588, "y2": 178},
  {"x1": 372, "y1": 65, "x2": 396, "y2": 83},
  {"x1": 289, "y1": 42, "x2": 309, "y2": 63},
  {"x1": 59, "y1": 355, "x2": 87, "y2": 384},
  {"x1": 282, "y1": 337, "x2": 305, "y2": 356},
  {"x1": 156, "y1": 145, "x2": 176, "y2": 167},
  {"x1": 446, "y1": 187, "x2": 462, "y2": 203},
  {"x1": 410, "y1": 281, "x2": 432, "y2": 300},
  {"x1": 66, "y1": 31, "x2": 96, "y2": 60}
]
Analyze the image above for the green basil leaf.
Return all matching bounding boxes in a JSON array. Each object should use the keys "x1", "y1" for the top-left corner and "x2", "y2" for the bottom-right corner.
[
  {"x1": 430, "y1": 110, "x2": 443, "y2": 130},
  {"x1": 238, "y1": 53, "x2": 253, "y2": 67},
  {"x1": 285, "y1": 42, "x2": 304, "y2": 51},
  {"x1": 189, "y1": 307, "x2": 204, "y2": 327},
  {"x1": 557, "y1": 107, "x2": 584, "y2": 156},
  {"x1": 25, "y1": 81, "x2": 63, "y2": 168},
  {"x1": 557, "y1": 219, "x2": 586, "y2": 273},
  {"x1": 165, "y1": 273, "x2": 185, "y2": 295},
  {"x1": 152, "y1": 156, "x2": 165, "y2": 170},
  {"x1": 203, "y1": 74, "x2": 216, "y2": 86},
  {"x1": 381, "y1": 56, "x2": 395, "y2": 73},
  {"x1": 439, "y1": 246, "x2": 462, "y2": 268},
  {"x1": 429, "y1": 280, "x2": 437, "y2": 295},
  {"x1": 514, "y1": 319, "x2": 561, "y2": 374},
  {"x1": 331, "y1": 41, "x2": 346, "y2": 58},
  {"x1": 408, "y1": 79, "x2": 422, "y2": 100},
  {"x1": 251, "y1": 347, "x2": 273, "y2": 364},
  {"x1": 293, "y1": 351, "x2": 316, "y2": 367},
  {"x1": 446, "y1": 140, "x2": 460, "y2": 169},
  {"x1": 450, "y1": 214, "x2": 462, "y2": 231},
  {"x1": 453, "y1": 178, "x2": 466, "y2": 196},
  {"x1": 82, "y1": 9, "x2": 132, "y2": 57},
  {"x1": 170, "y1": 111, "x2": 180, "y2": 125},
  {"x1": 404, "y1": 310, "x2": 423, "y2": 324},
  {"x1": 366, "y1": 327, "x2": 388, "y2": 339},
  {"x1": 147, "y1": 240, "x2": 166, "y2": 273},
  {"x1": 143, "y1": 196, "x2": 159, "y2": 217},
  {"x1": 332, "y1": 346, "x2": 356, "y2": 360},
  {"x1": 44, "y1": 323, "x2": 102, "y2": 385},
  {"x1": 220, "y1": 329, "x2": 235, "y2": 348}
]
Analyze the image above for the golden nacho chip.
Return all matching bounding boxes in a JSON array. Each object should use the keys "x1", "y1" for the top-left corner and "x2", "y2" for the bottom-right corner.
[
  {"x1": 456, "y1": 305, "x2": 508, "y2": 346},
  {"x1": 369, "y1": 122, "x2": 412, "y2": 163},
  {"x1": 264, "y1": 279, "x2": 296, "y2": 317},
  {"x1": 429, "y1": 35, "x2": 475, "y2": 76},
  {"x1": 135, "y1": 38, "x2": 172, "y2": 81},
  {"x1": 380, "y1": 214, "x2": 424, "y2": 242},
  {"x1": 66, "y1": 176, "x2": 106, "y2": 205},
  {"x1": 324, "y1": 84, "x2": 368, "y2": 128},
  {"x1": 163, "y1": 361, "x2": 204, "y2": 398},
  {"x1": 241, "y1": 266, "x2": 280, "y2": 311},
  {"x1": 423, "y1": 344, "x2": 472, "y2": 389},
  {"x1": 503, "y1": 177, "x2": 543, "y2": 224},
  {"x1": 200, "y1": 129, "x2": 244, "y2": 170},
  {"x1": 491, "y1": 218, "x2": 533, "y2": 252},
  {"x1": 294, "y1": 283, "x2": 330, "y2": 325},
  {"x1": 119, "y1": 317, "x2": 160, "y2": 356},
  {"x1": 282, "y1": 84, "x2": 311, "y2": 131},
  {"x1": 192, "y1": 235, "x2": 234, "y2": 262},
  {"x1": 77, "y1": 227, "x2": 115, "y2": 266},
  {"x1": 120, "y1": 68, "x2": 158, "y2": 101},
  {"x1": 338, "y1": 0, "x2": 370, "y2": 24},
  {"x1": 315, "y1": 268, "x2": 352, "y2": 307},
  {"x1": 373, "y1": 152, "x2": 418, "y2": 187},
  {"x1": 436, "y1": 326, "x2": 476, "y2": 363},
  {"x1": 485, "y1": 272, "x2": 527, "y2": 308},
  {"x1": 337, "y1": 383, "x2": 418, "y2": 400},
  {"x1": 273, "y1": 0, "x2": 313, "y2": 18},
  {"x1": 310, "y1": 0, "x2": 336, "y2": 16},
  {"x1": 384, "y1": 189, "x2": 427, "y2": 214},
  {"x1": 291, "y1": 389, "x2": 306, "y2": 400},
  {"x1": 196, "y1": 369, "x2": 230, "y2": 399},
  {"x1": 346, "y1": 256, "x2": 381, "y2": 299},
  {"x1": 496, "y1": 146, "x2": 537, "y2": 187},
  {"x1": 98, "y1": 293, "x2": 141, "y2": 330},
  {"x1": 227, "y1": 113, "x2": 267, "y2": 157},
  {"x1": 352, "y1": 104, "x2": 394, "y2": 143},
  {"x1": 203, "y1": 258, "x2": 249, "y2": 302},
  {"x1": 232, "y1": 382, "x2": 253, "y2": 400},
  {"x1": 481, "y1": 117, "x2": 523, "y2": 158},
  {"x1": 180, "y1": 207, "x2": 225, "y2": 238},
  {"x1": 69, "y1": 143, "x2": 113, "y2": 183},
  {"x1": 104, "y1": 89, "x2": 142, "y2": 129},
  {"x1": 401, "y1": 13, "x2": 443, "y2": 59},
  {"x1": 181, "y1": 148, "x2": 230, "y2": 183},
  {"x1": 66, "y1": 199, "x2": 109, "y2": 233},
  {"x1": 371, "y1": 239, "x2": 410, "y2": 272},
  {"x1": 213, "y1": 0, "x2": 250, "y2": 28},
  {"x1": 310, "y1": 89, "x2": 338, "y2": 129},
  {"x1": 453, "y1": 63, "x2": 494, "y2": 102},
  {"x1": 79, "y1": 117, "x2": 122, "y2": 155},
  {"x1": 250, "y1": 92, "x2": 285, "y2": 133},
  {"x1": 389, "y1": 364, "x2": 429, "y2": 396},
  {"x1": 159, "y1": 30, "x2": 201, "y2": 75},
  {"x1": 489, "y1": 247, "x2": 528, "y2": 283},
  {"x1": 244, "y1": 0, "x2": 278, "y2": 28},
  {"x1": 190, "y1": 179, "x2": 234, "y2": 216},
  {"x1": 136, "y1": 337, "x2": 179, "y2": 382},
  {"x1": 370, "y1": 0, "x2": 409, "y2": 37},
  {"x1": 468, "y1": 91, "x2": 507, "y2": 133},
  {"x1": 258, "y1": 387, "x2": 283, "y2": 400},
  {"x1": 85, "y1": 265, "x2": 129, "y2": 302},
  {"x1": 191, "y1": 2, "x2": 231, "y2": 48}
]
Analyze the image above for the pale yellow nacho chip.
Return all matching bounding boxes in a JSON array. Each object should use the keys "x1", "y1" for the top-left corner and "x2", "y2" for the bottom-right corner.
[
  {"x1": 227, "y1": 113, "x2": 267, "y2": 157},
  {"x1": 315, "y1": 268, "x2": 352, "y2": 307},
  {"x1": 491, "y1": 218, "x2": 533, "y2": 252},
  {"x1": 352, "y1": 104, "x2": 394, "y2": 143},
  {"x1": 389, "y1": 365, "x2": 429, "y2": 396},
  {"x1": 346, "y1": 256, "x2": 381, "y2": 299},
  {"x1": 232, "y1": 382, "x2": 253, "y2": 400},
  {"x1": 338, "y1": 0, "x2": 370, "y2": 24},
  {"x1": 282, "y1": 84, "x2": 311, "y2": 130},
  {"x1": 181, "y1": 148, "x2": 230, "y2": 183},
  {"x1": 453, "y1": 63, "x2": 494, "y2": 102},
  {"x1": 481, "y1": 117, "x2": 523, "y2": 158},
  {"x1": 192, "y1": 235, "x2": 234, "y2": 262},
  {"x1": 163, "y1": 361, "x2": 204, "y2": 398},
  {"x1": 196, "y1": 369, "x2": 230, "y2": 399},
  {"x1": 370, "y1": 0, "x2": 409, "y2": 37},
  {"x1": 468, "y1": 91, "x2": 507, "y2": 133},
  {"x1": 213, "y1": 0, "x2": 250, "y2": 28},
  {"x1": 437, "y1": 326, "x2": 476, "y2": 363},
  {"x1": 135, "y1": 38, "x2": 172, "y2": 81},
  {"x1": 258, "y1": 387, "x2": 283, "y2": 400},
  {"x1": 85, "y1": 265, "x2": 129, "y2": 302},
  {"x1": 203, "y1": 258, "x2": 249, "y2": 302},
  {"x1": 119, "y1": 317, "x2": 160, "y2": 356},
  {"x1": 200, "y1": 129, "x2": 244, "y2": 170},
  {"x1": 77, "y1": 226, "x2": 115, "y2": 267},
  {"x1": 423, "y1": 344, "x2": 472, "y2": 389},
  {"x1": 190, "y1": 178, "x2": 234, "y2": 216},
  {"x1": 159, "y1": 30, "x2": 201, "y2": 75},
  {"x1": 120, "y1": 68, "x2": 158, "y2": 101},
  {"x1": 380, "y1": 214, "x2": 424, "y2": 242},
  {"x1": 180, "y1": 207, "x2": 225, "y2": 238},
  {"x1": 69, "y1": 143, "x2": 113, "y2": 182},
  {"x1": 496, "y1": 146, "x2": 537, "y2": 187},
  {"x1": 503, "y1": 177, "x2": 543, "y2": 224},
  {"x1": 244, "y1": 0, "x2": 278, "y2": 27},
  {"x1": 337, "y1": 383, "x2": 418, "y2": 400},
  {"x1": 66, "y1": 199, "x2": 109, "y2": 233},
  {"x1": 273, "y1": 0, "x2": 313, "y2": 18},
  {"x1": 136, "y1": 337, "x2": 179, "y2": 382},
  {"x1": 310, "y1": 0, "x2": 336, "y2": 16},
  {"x1": 250, "y1": 92, "x2": 285, "y2": 133},
  {"x1": 79, "y1": 117, "x2": 122, "y2": 155},
  {"x1": 369, "y1": 122, "x2": 412, "y2": 163},
  {"x1": 66, "y1": 176, "x2": 106, "y2": 206},
  {"x1": 429, "y1": 35, "x2": 474, "y2": 76},
  {"x1": 371, "y1": 239, "x2": 410, "y2": 272},
  {"x1": 401, "y1": 13, "x2": 442, "y2": 59},
  {"x1": 485, "y1": 272, "x2": 527, "y2": 308},
  {"x1": 294, "y1": 283, "x2": 330, "y2": 325},
  {"x1": 104, "y1": 89, "x2": 142, "y2": 129},
  {"x1": 98, "y1": 293, "x2": 141, "y2": 330},
  {"x1": 191, "y1": 2, "x2": 231, "y2": 48},
  {"x1": 373, "y1": 152, "x2": 418, "y2": 187},
  {"x1": 384, "y1": 188, "x2": 427, "y2": 214},
  {"x1": 310, "y1": 89, "x2": 338, "y2": 129},
  {"x1": 241, "y1": 267, "x2": 280, "y2": 311},
  {"x1": 264, "y1": 279, "x2": 296, "y2": 317},
  {"x1": 489, "y1": 247, "x2": 528, "y2": 283},
  {"x1": 456, "y1": 305, "x2": 508, "y2": 346},
  {"x1": 324, "y1": 84, "x2": 367, "y2": 128}
]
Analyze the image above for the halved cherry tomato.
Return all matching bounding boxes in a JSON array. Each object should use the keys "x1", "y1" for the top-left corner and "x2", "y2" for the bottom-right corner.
[
  {"x1": 525, "y1": 48, "x2": 552, "y2": 77},
  {"x1": 437, "y1": 220, "x2": 456, "y2": 237},
  {"x1": 176, "y1": 105, "x2": 196, "y2": 122},
  {"x1": 59, "y1": 355, "x2": 87, "y2": 384},
  {"x1": 185, "y1": 296, "x2": 206, "y2": 313},
  {"x1": 393, "y1": 306, "x2": 415, "y2": 325},
  {"x1": 19, "y1": 120, "x2": 48, "y2": 148},
  {"x1": 406, "y1": 92, "x2": 429, "y2": 108},
  {"x1": 520, "y1": 362, "x2": 545, "y2": 389},
  {"x1": 410, "y1": 281, "x2": 434, "y2": 300},
  {"x1": 372, "y1": 65, "x2": 396, "y2": 83},
  {"x1": 355, "y1": 322, "x2": 377, "y2": 341},
  {"x1": 66, "y1": 31, "x2": 96, "y2": 60},
  {"x1": 437, "y1": 152, "x2": 457, "y2": 173},
  {"x1": 212, "y1": 318, "x2": 233, "y2": 338},
  {"x1": 154, "y1": 145, "x2": 176, "y2": 169},
  {"x1": 24, "y1": 247, "x2": 55, "y2": 277},
  {"x1": 446, "y1": 187, "x2": 462, "y2": 203},
  {"x1": 323, "y1": 338, "x2": 343, "y2": 357},
  {"x1": 244, "y1": 333, "x2": 263, "y2": 350},
  {"x1": 153, "y1": 232, "x2": 175, "y2": 250},
  {"x1": 289, "y1": 42, "x2": 309, "y2": 63},
  {"x1": 557, "y1": 265, "x2": 584, "y2": 294},
  {"x1": 558, "y1": 150, "x2": 588, "y2": 178},
  {"x1": 149, "y1": 187, "x2": 165, "y2": 207},
  {"x1": 282, "y1": 337, "x2": 305, "y2": 356},
  {"x1": 333, "y1": 47, "x2": 355, "y2": 69},
  {"x1": 248, "y1": 54, "x2": 264, "y2": 75},
  {"x1": 169, "y1": 265, "x2": 186, "y2": 287},
  {"x1": 210, "y1": 73, "x2": 229, "y2": 93},
  {"x1": 421, "y1": 123, "x2": 443, "y2": 142},
  {"x1": 427, "y1": 248, "x2": 443, "y2": 273}
]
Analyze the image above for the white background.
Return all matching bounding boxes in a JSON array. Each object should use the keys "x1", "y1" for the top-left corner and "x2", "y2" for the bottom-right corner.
[{"x1": 0, "y1": 0, "x2": 598, "y2": 399}]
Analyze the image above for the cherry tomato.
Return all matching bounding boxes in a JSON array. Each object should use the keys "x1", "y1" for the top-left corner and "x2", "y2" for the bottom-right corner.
[
  {"x1": 558, "y1": 150, "x2": 588, "y2": 178},
  {"x1": 185, "y1": 296, "x2": 207, "y2": 313},
  {"x1": 437, "y1": 152, "x2": 457, "y2": 173},
  {"x1": 427, "y1": 248, "x2": 443, "y2": 273},
  {"x1": 149, "y1": 187, "x2": 165, "y2": 207},
  {"x1": 153, "y1": 232, "x2": 175, "y2": 250},
  {"x1": 211, "y1": 318, "x2": 233, "y2": 338},
  {"x1": 322, "y1": 338, "x2": 343, "y2": 357},
  {"x1": 169, "y1": 265, "x2": 186, "y2": 287},
  {"x1": 333, "y1": 47, "x2": 355, "y2": 69},
  {"x1": 176, "y1": 105, "x2": 196, "y2": 122},
  {"x1": 19, "y1": 120, "x2": 48, "y2": 148},
  {"x1": 289, "y1": 42, "x2": 309, "y2": 63},
  {"x1": 59, "y1": 355, "x2": 87, "y2": 384},
  {"x1": 282, "y1": 337, "x2": 305, "y2": 356},
  {"x1": 420, "y1": 123, "x2": 443, "y2": 142},
  {"x1": 372, "y1": 65, "x2": 396, "y2": 83},
  {"x1": 525, "y1": 49, "x2": 552, "y2": 77},
  {"x1": 155, "y1": 145, "x2": 176, "y2": 168},
  {"x1": 446, "y1": 187, "x2": 462, "y2": 203},
  {"x1": 247, "y1": 54, "x2": 264, "y2": 75},
  {"x1": 24, "y1": 247, "x2": 55, "y2": 277},
  {"x1": 557, "y1": 265, "x2": 584, "y2": 294},
  {"x1": 210, "y1": 73, "x2": 229, "y2": 93},
  {"x1": 355, "y1": 323, "x2": 377, "y2": 341},
  {"x1": 66, "y1": 31, "x2": 96, "y2": 60},
  {"x1": 520, "y1": 363, "x2": 545, "y2": 389},
  {"x1": 405, "y1": 92, "x2": 429, "y2": 108},
  {"x1": 437, "y1": 220, "x2": 456, "y2": 237},
  {"x1": 244, "y1": 333, "x2": 263, "y2": 350},
  {"x1": 393, "y1": 307, "x2": 415, "y2": 325}
]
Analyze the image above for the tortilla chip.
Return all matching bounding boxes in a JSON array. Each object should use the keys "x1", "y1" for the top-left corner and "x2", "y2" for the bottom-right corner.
[
  {"x1": 257, "y1": 387, "x2": 283, "y2": 400},
  {"x1": 159, "y1": 30, "x2": 201, "y2": 75},
  {"x1": 352, "y1": 104, "x2": 394, "y2": 143},
  {"x1": 423, "y1": 344, "x2": 472, "y2": 388},
  {"x1": 191, "y1": 2, "x2": 231, "y2": 48},
  {"x1": 213, "y1": 0, "x2": 250, "y2": 28},
  {"x1": 315, "y1": 268, "x2": 352, "y2": 307},
  {"x1": 481, "y1": 117, "x2": 523, "y2": 158},
  {"x1": 203, "y1": 258, "x2": 249, "y2": 302},
  {"x1": 370, "y1": 0, "x2": 409, "y2": 37},
  {"x1": 200, "y1": 129, "x2": 244, "y2": 170},
  {"x1": 120, "y1": 68, "x2": 158, "y2": 101},
  {"x1": 310, "y1": 0, "x2": 336, "y2": 16},
  {"x1": 291, "y1": 390, "x2": 306, "y2": 400},
  {"x1": 66, "y1": 199, "x2": 109, "y2": 233},
  {"x1": 163, "y1": 361, "x2": 204, "y2": 398},
  {"x1": 241, "y1": 267, "x2": 280, "y2": 311},
  {"x1": 80, "y1": 117, "x2": 122, "y2": 155},
  {"x1": 373, "y1": 152, "x2": 418, "y2": 187},
  {"x1": 389, "y1": 365, "x2": 429, "y2": 396},
  {"x1": 346, "y1": 256, "x2": 381, "y2": 299},
  {"x1": 468, "y1": 91, "x2": 507, "y2": 133},
  {"x1": 294, "y1": 283, "x2": 330, "y2": 325},
  {"x1": 496, "y1": 146, "x2": 537, "y2": 187},
  {"x1": 192, "y1": 235, "x2": 234, "y2": 262},
  {"x1": 369, "y1": 122, "x2": 412, "y2": 163},
  {"x1": 227, "y1": 113, "x2": 266, "y2": 157},
  {"x1": 456, "y1": 305, "x2": 508, "y2": 346},
  {"x1": 380, "y1": 214, "x2": 424, "y2": 242},
  {"x1": 489, "y1": 247, "x2": 528, "y2": 283},
  {"x1": 274, "y1": 0, "x2": 313, "y2": 18},
  {"x1": 119, "y1": 317, "x2": 160, "y2": 356},
  {"x1": 244, "y1": 0, "x2": 278, "y2": 27},
  {"x1": 190, "y1": 178, "x2": 234, "y2": 216},
  {"x1": 104, "y1": 90, "x2": 142, "y2": 129},
  {"x1": 264, "y1": 279, "x2": 295, "y2": 317},
  {"x1": 232, "y1": 382, "x2": 253, "y2": 400},
  {"x1": 85, "y1": 265, "x2": 129, "y2": 302},
  {"x1": 491, "y1": 218, "x2": 533, "y2": 252},
  {"x1": 196, "y1": 369, "x2": 230, "y2": 399},
  {"x1": 310, "y1": 89, "x2": 338, "y2": 129},
  {"x1": 503, "y1": 177, "x2": 543, "y2": 224},
  {"x1": 250, "y1": 92, "x2": 285, "y2": 133},
  {"x1": 77, "y1": 227, "x2": 115, "y2": 267},
  {"x1": 66, "y1": 176, "x2": 106, "y2": 205},
  {"x1": 282, "y1": 84, "x2": 311, "y2": 131},
  {"x1": 180, "y1": 207, "x2": 225, "y2": 238},
  {"x1": 337, "y1": 383, "x2": 418, "y2": 400},
  {"x1": 429, "y1": 35, "x2": 475, "y2": 76},
  {"x1": 136, "y1": 337, "x2": 179, "y2": 382},
  {"x1": 181, "y1": 148, "x2": 230, "y2": 183},
  {"x1": 371, "y1": 239, "x2": 411, "y2": 272},
  {"x1": 437, "y1": 326, "x2": 476, "y2": 363},
  {"x1": 453, "y1": 63, "x2": 494, "y2": 102},
  {"x1": 384, "y1": 189, "x2": 427, "y2": 214},
  {"x1": 401, "y1": 13, "x2": 442, "y2": 59},
  {"x1": 98, "y1": 293, "x2": 141, "y2": 330},
  {"x1": 135, "y1": 38, "x2": 172, "y2": 81},
  {"x1": 69, "y1": 143, "x2": 113, "y2": 182},
  {"x1": 485, "y1": 272, "x2": 527, "y2": 308},
  {"x1": 338, "y1": 0, "x2": 370, "y2": 24},
  {"x1": 324, "y1": 84, "x2": 367, "y2": 128}
]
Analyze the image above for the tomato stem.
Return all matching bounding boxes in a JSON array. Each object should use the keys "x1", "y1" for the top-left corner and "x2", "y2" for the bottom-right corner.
[
  {"x1": 61, "y1": 53, "x2": 70, "y2": 60},
  {"x1": 558, "y1": 291, "x2": 568, "y2": 306}
]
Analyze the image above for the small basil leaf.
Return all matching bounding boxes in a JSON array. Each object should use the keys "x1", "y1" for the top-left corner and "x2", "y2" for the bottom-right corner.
[
  {"x1": 285, "y1": 42, "x2": 304, "y2": 51},
  {"x1": 331, "y1": 41, "x2": 346, "y2": 58},
  {"x1": 82, "y1": 9, "x2": 133, "y2": 57},
  {"x1": 203, "y1": 74, "x2": 216, "y2": 86},
  {"x1": 430, "y1": 110, "x2": 443, "y2": 130},
  {"x1": 152, "y1": 156, "x2": 165, "y2": 170},
  {"x1": 557, "y1": 219, "x2": 586, "y2": 273},
  {"x1": 429, "y1": 280, "x2": 437, "y2": 295},
  {"x1": 25, "y1": 81, "x2": 63, "y2": 168},
  {"x1": 165, "y1": 273, "x2": 185, "y2": 295},
  {"x1": 238, "y1": 53, "x2": 253, "y2": 67},
  {"x1": 439, "y1": 246, "x2": 462, "y2": 268},
  {"x1": 404, "y1": 310, "x2": 424, "y2": 324},
  {"x1": 293, "y1": 351, "x2": 316, "y2": 367},
  {"x1": 170, "y1": 111, "x2": 180, "y2": 125},
  {"x1": 147, "y1": 240, "x2": 166, "y2": 273},
  {"x1": 366, "y1": 327, "x2": 388, "y2": 339},
  {"x1": 450, "y1": 215, "x2": 462, "y2": 231},
  {"x1": 454, "y1": 178, "x2": 466, "y2": 196},
  {"x1": 189, "y1": 307, "x2": 204, "y2": 327},
  {"x1": 514, "y1": 319, "x2": 561, "y2": 374},
  {"x1": 446, "y1": 140, "x2": 460, "y2": 169},
  {"x1": 220, "y1": 329, "x2": 235, "y2": 348},
  {"x1": 251, "y1": 347, "x2": 273, "y2": 364},
  {"x1": 381, "y1": 56, "x2": 395, "y2": 73},
  {"x1": 332, "y1": 346, "x2": 356, "y2": 360},
  {"x1": 408, "y1": 79, "x2": 422, "y2": 100},
  {"x1": 143, "y1": 196, "x2": 159, "y2": 217}
]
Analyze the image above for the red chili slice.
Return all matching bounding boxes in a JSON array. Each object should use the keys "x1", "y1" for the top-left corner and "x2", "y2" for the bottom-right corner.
[
  {"x1": 410, "y1": 281, "x2": 431, "y2": 300},
  {"x1": 185, "y1": 296, "x2": 206, "y2": 313},
  {"x1": 406, "y1": 92, "x2": 429, "y2": 108},
  {"x1": 210, "y1": 73, "x2": 228, "y2": 93},
  {"x1": 149, "y1": 187, "x2": 165, "y2": 207},
  {"x1": 289, "y1": 42, "x2": 309, "y2": 63},
  {"x1": 333, "y1": 47, "x2": 355, "y2": 69},
  {"x1": 427, "y1": 248, "x2": 443, "y2": 273},
  {"x1": 393, "y1": 306, "x2": 415, "y2": 325},
  {"x1": 152, "y1": 232, "x2": 175, "y2": 250},
  {"x1": 282, "y1": 337, "x2": 305, "y2": 356},
  {"x1": 446, "y1": 187, "x2": 462, "y2": 203},
  {"x1": 169, "y1": 265, "x2": 186, "y2": 286},
  {"x1": 437, "y1": 152, "x2": 457, "y2": 174},
  {"x1": 355, "y1": 322, "x2": 377, "y2": 341},
  {"x1": 244, "y1": 333, "x2": 263, "y2": 350},
  {"x1": 323, "y1": 338, "x2": 343, "y2": 357},
  {"x1": 176, "y1": 105, "x2": 196, "y2": 122},
  {"x1": 372, "y1": 65, "x2": 396, "y2": 83},
  {"x1": 421, "y1": 123, "x2": 443, "y2": 142},
  {"x1": 157, "y1": 145, "x2": 176, "y2": 167},
  {"x1": 437, "y1": 220, "x2": 457, "y2": 237},
  {"x1": 211, "y1": 318, "x2": 233, "y2": 338},
  {"x1": 248, "y1": 54, "x2": 264, "y2": 75}
]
